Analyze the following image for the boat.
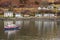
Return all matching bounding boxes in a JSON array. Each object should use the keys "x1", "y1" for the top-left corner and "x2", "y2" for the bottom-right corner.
[{"x1": 4, "y1": 24, "x2": 19, "y2": 30}]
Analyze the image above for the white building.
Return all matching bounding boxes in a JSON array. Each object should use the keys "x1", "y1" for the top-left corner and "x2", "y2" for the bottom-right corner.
[
  {"x1": 4, "y1": 11, "x2": 13, "y2": 17},
  {"x1": 15, "y1": 13, "x2": 23, "y2": 18},
  {"x1": 35, "y1": 14, "x2": 42, "y2": 17},
  {"x1": 44, "y1": 13, "x2": 55, "y2": 17}
]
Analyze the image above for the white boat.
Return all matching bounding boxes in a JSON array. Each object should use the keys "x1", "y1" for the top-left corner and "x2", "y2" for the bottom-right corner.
[{"x1": 4, "y1": 24, "x2": 19, "y2": 30}]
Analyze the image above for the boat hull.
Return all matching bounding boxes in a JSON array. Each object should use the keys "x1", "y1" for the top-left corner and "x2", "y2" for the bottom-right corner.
[{"x1": 4, "y1": 27, "x2": 19, "y2": 30}]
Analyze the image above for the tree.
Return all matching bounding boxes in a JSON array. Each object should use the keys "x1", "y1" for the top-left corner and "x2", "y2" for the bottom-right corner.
[
  {"x1": 34, "y1": 1, "x2": 39, "y2": 5},
  {"x1": 0, "y1": 2, "x2": 10, "y2": 8},
  {"x1": 19, "y1": 0, "x2": 27, "y2": 4},
  {"x1": 40, "y1": 1, "x2": 48, "y2": 7}
]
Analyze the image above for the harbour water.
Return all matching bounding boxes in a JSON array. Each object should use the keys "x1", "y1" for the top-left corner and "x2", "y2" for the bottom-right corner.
[{"x1": 0, "y1": 19, "x2": 60, "y2": 40}]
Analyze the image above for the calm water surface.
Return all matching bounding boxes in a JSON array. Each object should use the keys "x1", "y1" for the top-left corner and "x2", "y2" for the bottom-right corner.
[{"x1": 0, "y1": 19, "x2": 60, "y2": 40}]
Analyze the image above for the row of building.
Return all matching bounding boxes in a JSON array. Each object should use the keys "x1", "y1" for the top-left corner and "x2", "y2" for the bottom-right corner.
[
  {"x1": 0, "y1": 7, "x2": 59, "y2": 18},
  {"x1": 0, "y1": 0, "x2": 60, "y2": 18},
  {"x1": 0, "y1": 5, "x2": 60, "y2": 17}
]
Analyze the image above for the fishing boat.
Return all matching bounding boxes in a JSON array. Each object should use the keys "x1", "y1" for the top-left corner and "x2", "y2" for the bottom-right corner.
[{"x1": 4, "y1": 24, "x2": 19, "y2": 30}]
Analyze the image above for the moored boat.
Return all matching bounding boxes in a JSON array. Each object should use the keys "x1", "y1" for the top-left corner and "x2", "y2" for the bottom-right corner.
[{"x1": 4, "y1": 24, "x2": 19, "y2": 30}]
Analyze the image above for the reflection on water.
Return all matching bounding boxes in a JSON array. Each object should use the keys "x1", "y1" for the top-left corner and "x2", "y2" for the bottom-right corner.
[
  {"x1": 5, "y1": 30, "x2": 18, "y2": 40},
  {"x1": 4, "y1": 21, "x2": 13, "y2": 26},
  {"x1": 15, "y1": 21, "x2": 23, "y2": 27},
  {"x1": 0, "y1": 20, "x2": 60, "y2": 40}
]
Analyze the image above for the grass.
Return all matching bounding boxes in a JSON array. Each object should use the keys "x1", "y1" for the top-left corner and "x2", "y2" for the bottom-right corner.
[{"x1": 0, "y1": 15, "x2": 4, "y2": 18}]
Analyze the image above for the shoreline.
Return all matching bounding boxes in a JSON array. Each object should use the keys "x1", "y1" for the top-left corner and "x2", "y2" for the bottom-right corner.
[{"x1": 0, "y1": 17, "x2": 60, "y2": 21}]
